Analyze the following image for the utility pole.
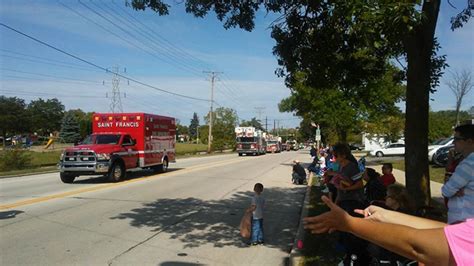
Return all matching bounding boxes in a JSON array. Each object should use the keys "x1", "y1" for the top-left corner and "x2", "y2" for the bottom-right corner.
[
  {"x1": 265, "y1": 116, "x2": 268, "y2": 132},
  {"x1": 108, "y1": 66, "x2": 124, "y2": 113},
  {"x1": 204, "y1": 71, "x2": 222, "y2": 153},
  {"x1": 254, "y1": 107, "x2": 265, "y2": 129}
]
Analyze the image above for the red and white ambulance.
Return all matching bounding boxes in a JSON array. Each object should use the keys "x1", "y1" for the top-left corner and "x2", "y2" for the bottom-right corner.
[{"x1": 58, "y1": 113, "x2": 176, "y2": 183}]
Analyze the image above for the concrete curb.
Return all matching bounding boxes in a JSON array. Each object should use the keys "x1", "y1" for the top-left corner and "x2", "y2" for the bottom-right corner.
[
  {"x1": 0, "y1": 169, "x2": 59, "y2": 179},
  {"x1": 288, "y1": 176, "x2": 314, "y2": 266}
]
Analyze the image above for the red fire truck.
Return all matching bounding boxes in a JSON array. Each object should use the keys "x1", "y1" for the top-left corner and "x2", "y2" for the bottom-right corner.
[
  {"x1": 235, "y1": 127, "x2": 266, "y2": 156},
  {"x1": 58, "y1": 113, "x2": 176, "y2": 183},
  {"x1": 266, "y1": 136, "x2": 282, "y2": 153}
]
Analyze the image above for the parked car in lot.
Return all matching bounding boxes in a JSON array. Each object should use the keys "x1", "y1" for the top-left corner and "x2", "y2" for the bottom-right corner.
[
  {"x1": 432, "y1": 144, "x2": 454, "y2": 167},
  {"x1": 349, "y1": 143, "x2": 364, "y2": 151},
  {"x1": 369, "y1": 143, "x2": 405, "y2": 157},
  {"x1": 428, "y1": 137, "x2": 454, "y2": 162}
]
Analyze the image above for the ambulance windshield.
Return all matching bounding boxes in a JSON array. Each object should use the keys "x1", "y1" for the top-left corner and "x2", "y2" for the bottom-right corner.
[{"x1": 82, "y1": 134, "x2": 121, "y2": 145}]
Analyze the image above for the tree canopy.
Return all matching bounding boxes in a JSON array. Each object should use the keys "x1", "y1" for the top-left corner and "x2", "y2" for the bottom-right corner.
[
  {"x1": 0, "y1": 96, "x2": 30, "y2": 148},
  {"x1": 204, "y1": 107, "x2": 238, "y2": 151},
  {"x1": 59, "y1": 111, "x2": 82, "y2": 143},
  {"x1": 189, "y1": 112, "x2": 200, "y2": 140},
  {"x1": 27, "y1": 98, "x2": 65, "y2": 135},
  {"x1": 239, "y1": 117, "x2": 264, "y2": 131}
]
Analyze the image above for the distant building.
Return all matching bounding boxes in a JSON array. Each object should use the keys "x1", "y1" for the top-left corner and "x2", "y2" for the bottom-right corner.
[{"x1": 362, "y1": 133, "x2": 404, "y2": 151}]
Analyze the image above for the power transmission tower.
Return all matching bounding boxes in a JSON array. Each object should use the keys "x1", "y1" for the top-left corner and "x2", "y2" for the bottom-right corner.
[
  {"x1": 204, "y1": 71, "x2": 222, "y2": 153},
  {"x1": 108, "y1": 66, "x2": 124, "y2": 113}
]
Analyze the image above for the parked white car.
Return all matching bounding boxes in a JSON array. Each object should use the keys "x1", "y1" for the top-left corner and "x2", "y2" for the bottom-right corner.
[
  {"x1": 369, "y1": 143, "x2": 405, "y2": 157},
  {"x1": 428, "y1": 137, "x2": 454, "y2": 162}
]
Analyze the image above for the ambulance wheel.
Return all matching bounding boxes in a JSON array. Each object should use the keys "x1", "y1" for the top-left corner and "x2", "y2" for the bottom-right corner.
[
  {"x1": 108, "y1": 162, "x2": 124, "y2": 182},
  {"x1": 157, "y1": 158, "x2": 168, "y2": 173},
  {"x1": 60, "y1": 173, "x2": 75, "y2": 183}
]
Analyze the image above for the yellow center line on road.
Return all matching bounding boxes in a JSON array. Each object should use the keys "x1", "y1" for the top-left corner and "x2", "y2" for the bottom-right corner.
[{"x1": 0, "y1": 156, "x2": 252, "y2": 210}]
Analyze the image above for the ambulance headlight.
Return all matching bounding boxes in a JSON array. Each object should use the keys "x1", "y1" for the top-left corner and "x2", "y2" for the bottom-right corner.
[{"x1": 96, "y1": 153, "x2": 110, "y2": 161}]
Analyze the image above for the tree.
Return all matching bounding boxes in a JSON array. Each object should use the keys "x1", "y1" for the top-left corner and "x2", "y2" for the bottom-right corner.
[
  {"x1": 189, "y1": 112, "x2": 200, "y2": 141},
  {"x1": 59, "y1": 111, "x2": 81, "y2": 143},
  {"x1": 445, "y1": 69, "x2": 473, "y2": 126},
  {"x1": 428, "y1": 110, "x2": 471, "y2": 141},
  {"x1": 239, "y1": 117, "x2": 264, "y2": 131},
  {"x1": 27, "y1": 98, "x2": 65, "y2": 136},
  {"x1": 204, "y1": 107, "x2": 238, "y2": 151},
  {"x1": 0, "y1": 96, "x2": 30, "y2": 149},
  {"x1": 365, "y1": 115, "x2": 405, "y2": 144},
  {"x1": 279, "y1": 67, "x2": 404, "y2": 142},
  {"x1": 66, "y1": 109, "x2": 93, "y2": 138},
  {"x1": 130, "y1": 0, "x2": 471, "y2": 208},
  {"x1": 176, "y1": 123, "x2": 189, "y2": 142}
]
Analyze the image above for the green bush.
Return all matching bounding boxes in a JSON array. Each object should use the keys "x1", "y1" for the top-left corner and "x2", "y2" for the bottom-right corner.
[{"x1": 0, "y1": 149, "x2": 32, "y2": 171}]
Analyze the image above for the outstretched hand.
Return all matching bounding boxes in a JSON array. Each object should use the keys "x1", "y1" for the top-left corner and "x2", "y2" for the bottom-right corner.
[
  {"x1": 354, "y1": 205, "x2": 388, "y2": 222},
  {"x1": 303, "y1": 196, "x2": 351, "y2": 234}
]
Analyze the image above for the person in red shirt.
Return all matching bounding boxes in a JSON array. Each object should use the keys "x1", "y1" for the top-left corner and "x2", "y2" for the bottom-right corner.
[{"x1": 379, "y1": 163, "x2": 396, "y2": 187}]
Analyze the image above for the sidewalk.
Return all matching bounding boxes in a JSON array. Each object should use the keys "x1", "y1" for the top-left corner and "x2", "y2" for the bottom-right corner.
[{"x1": 386, "y1": 166, "x2": 444, "y2": 204}]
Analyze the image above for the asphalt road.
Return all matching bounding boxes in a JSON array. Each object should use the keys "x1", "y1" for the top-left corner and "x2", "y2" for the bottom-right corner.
[{"x1": 0, "y1": 151, "x2": 311, "y2": 266}]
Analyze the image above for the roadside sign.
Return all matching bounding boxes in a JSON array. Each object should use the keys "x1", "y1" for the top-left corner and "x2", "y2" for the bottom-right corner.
[{"x1": 315, "y1": 135, "x2": 321, "y2": 141}]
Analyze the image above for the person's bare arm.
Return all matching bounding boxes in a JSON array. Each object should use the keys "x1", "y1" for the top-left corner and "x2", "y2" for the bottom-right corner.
[
  {"x1": 247, "y1": 204, "x2": 256, "y2": 213},
  {"x1": 340, "y1": 179, "x2": 363, "y2": 191},
  {"x1": 354, "y1": 205, "x2": 446, "y2": 229},
  {"x1": 303, "y1": 196, "x2": 452, "y2": 265}
]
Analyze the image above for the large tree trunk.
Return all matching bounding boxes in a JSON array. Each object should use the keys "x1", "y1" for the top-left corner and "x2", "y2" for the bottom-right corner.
[
  {"x1": 337, "y1": 129, "x2": 347, "y2": 143},
  {"x1": 403, "y1": 0, "x2": 440, "y2": 209}
]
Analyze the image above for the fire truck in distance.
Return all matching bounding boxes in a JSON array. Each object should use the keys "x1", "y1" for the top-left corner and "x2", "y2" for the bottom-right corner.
[
  {"x1": 235, "y1": 127, "x2": 266, "y2": 156},
  {"x1": 58, "y1": 113, "x2": 176, "y2": 183},
  {"x1": 266, "y1": 135, "x2": 282, "y2": 153}
]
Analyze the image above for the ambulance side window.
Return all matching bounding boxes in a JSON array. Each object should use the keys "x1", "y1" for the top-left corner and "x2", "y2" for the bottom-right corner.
[{"x1": 122, "y1": 135, "x2": 134, "y2": 146}]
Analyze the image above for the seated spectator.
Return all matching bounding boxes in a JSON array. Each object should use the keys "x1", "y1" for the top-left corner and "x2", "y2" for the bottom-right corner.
[
  {"x1": 385, "y1": 184, "x2": 415, "y2": 214},
  {"x1": 292, "y1": 160, "x2": 306, "y2": 185},
  {"x1": 379, "y1": 163, "x2": 396, "y2": 187},
  {"x1": 325, "y1": 143, "x2": 369, "y2": 265},
  {"x1": 309, "y1": 145, "x2": 317, "y2": 161},
  {"x1": 366, "y1": 184, "x2": 415, "y2": 264},
  {"x1": 307, "y1": 151, "x2": 327, "y2": 178},
  {"x1": 363, "y1": 168, "x2": 386, "y2": 203}
]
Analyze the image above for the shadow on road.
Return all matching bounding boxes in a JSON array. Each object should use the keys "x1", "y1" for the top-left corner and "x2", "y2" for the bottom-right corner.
[
  {"x1": 111, "y1": 186, "x2": 305, "y2": 253},
  {"x1": 160, "y1": 262, "x2": 204, "y2": 266},
  {"x1": 0, "y1": 210, "x2": 24, "y2": 219}
]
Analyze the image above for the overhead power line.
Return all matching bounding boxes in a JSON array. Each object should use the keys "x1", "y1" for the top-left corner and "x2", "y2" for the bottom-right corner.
[
  {"x1": 0, "y1": 48, "x2": 96, "y2": 69},
  {"x1": 0, "y1": 22, "x2": 210, "y2": 102},
  {"x1": 1, "y1": 68, "x2": 102, "y2": 84},
  {"x1": 0, "y1": 54, "x2": 100, "y2": 72}
]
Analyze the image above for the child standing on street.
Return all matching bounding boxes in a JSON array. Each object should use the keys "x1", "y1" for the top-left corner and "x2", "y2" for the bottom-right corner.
[{"x1": 249, "y1": 183, "x2": 265, "y2": 245}]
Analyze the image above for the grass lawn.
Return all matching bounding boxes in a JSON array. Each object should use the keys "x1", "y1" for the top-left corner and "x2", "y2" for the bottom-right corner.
[
  {"x1": 302, "y1": 180, "x2": 344, "y2": 265},
  {"x1": 175, "y1": 143, "x2": 208, "y2": 155},
  {"x1": 385, "y1": 160, "x2": 445, "y2": 184}
]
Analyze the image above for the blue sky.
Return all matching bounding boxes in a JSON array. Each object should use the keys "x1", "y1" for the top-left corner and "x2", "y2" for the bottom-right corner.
[{"x1": 1, "y1": 1, "x2": 473, "y2": 130}]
